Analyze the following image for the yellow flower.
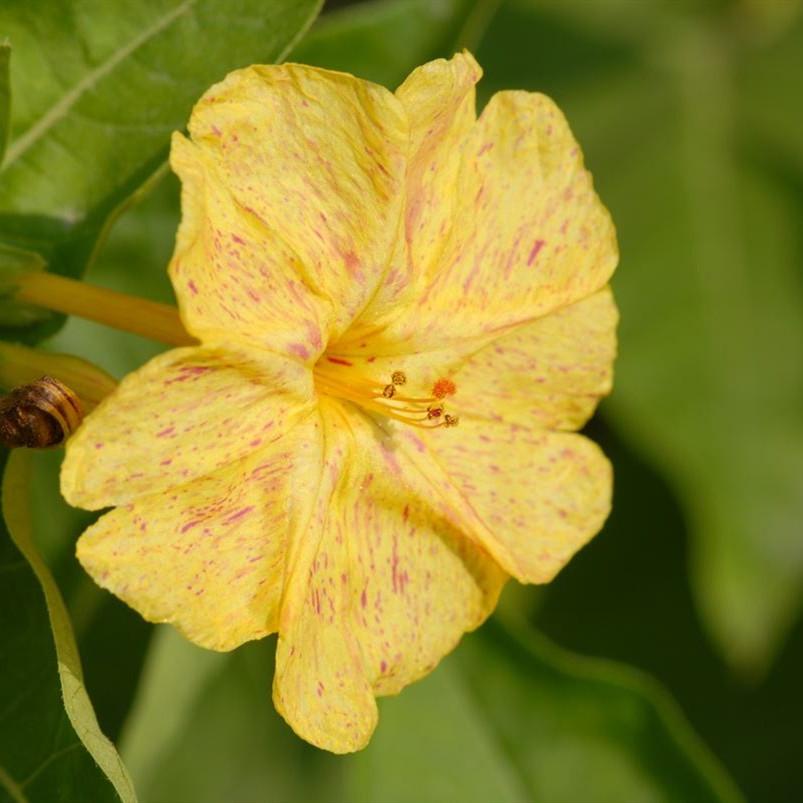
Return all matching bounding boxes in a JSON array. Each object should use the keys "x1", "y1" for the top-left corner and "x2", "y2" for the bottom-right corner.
[{"x1": 61, "y1": 52, "x2": 618, "y2": 753}]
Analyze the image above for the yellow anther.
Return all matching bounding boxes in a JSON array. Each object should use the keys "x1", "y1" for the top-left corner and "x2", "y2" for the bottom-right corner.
[
  {"x1": 391, "y1": 371, "x2": 407, "y2": 386},
  {"x1": 382, "y1": 384, "x2": 395, "y2": 399}
]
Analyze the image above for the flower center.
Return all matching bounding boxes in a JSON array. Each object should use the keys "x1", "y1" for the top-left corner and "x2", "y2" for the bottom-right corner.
[{"x1": 313, "y1": 358, "x2": 459, "y2": 430}]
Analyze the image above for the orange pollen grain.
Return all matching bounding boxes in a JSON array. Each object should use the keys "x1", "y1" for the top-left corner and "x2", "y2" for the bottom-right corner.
[{"x1": 432, "y1": 378, "x2": 457, "y2": 400}]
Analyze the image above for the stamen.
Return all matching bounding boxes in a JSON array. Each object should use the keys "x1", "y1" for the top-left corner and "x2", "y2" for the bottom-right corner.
[
  {"x1": 316, "y1": 367, "x2": 437, "y2": 404},
  {"x1": 313, "y1": 365, "x2": 459, "y2": 431}
]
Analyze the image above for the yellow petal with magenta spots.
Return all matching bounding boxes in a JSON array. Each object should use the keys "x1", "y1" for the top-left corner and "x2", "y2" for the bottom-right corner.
[
  {"x1": 274, "y1": 400, "x2": 505, "y2": 753},
  {"x1": 171, "y1": 64, "x2": 408, "y2": 361},
  {"x1": 353, "y1": 86, "x2": 617, "y2": 356},
  {"x1": 453, "y1": 287, "x2": 618, "y2": 430},
  {"x1": 396, "y1": 51, "x2": 480, "y2": 286},
  {"x1": 61, "y1": 52, "x2": 619, "y2": 755},
  {"x1": 391, "y1": 420, "x2": 612, "y2": 584},
  {"x1": 62, "y1": 345, "x2": 313, "y2": 509},
  {"x1": 76, "y1": 414, "x2": 322, "y2": 651},
  {"x1": 344, "y1": 52, "x2": 481, "y2": 342}
]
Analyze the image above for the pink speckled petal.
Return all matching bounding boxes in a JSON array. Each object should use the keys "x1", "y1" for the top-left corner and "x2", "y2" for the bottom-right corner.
[
  {"x1": 62, "y1": 345, "x2": 313, "y2": 509},
  {"x1": 344, "y1": 52, "x2": 481, "y2": 342},
  {"x1": 347, "y1": 88, "x2": 617, "y2": 355},
  {"x1": 76, "y1": 415, "x2": 322, "y2": 651},
  {"x1": 454, "y1": 287, "x2": 618, "y2": 430},
  {"x1": 273, "y1": 401, "x2": 505, "y2": 753},
  {"x1": 171, "y1": 63, "x2": 408, "y2": 360},
  {"x1": 392, "y1": 419, "x2": 612, "y2": 584}
]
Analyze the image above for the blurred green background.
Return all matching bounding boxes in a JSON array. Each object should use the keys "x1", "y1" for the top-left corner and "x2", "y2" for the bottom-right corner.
[{"x1": 1, "y1": 0, "x2": 802, "y2": 801}]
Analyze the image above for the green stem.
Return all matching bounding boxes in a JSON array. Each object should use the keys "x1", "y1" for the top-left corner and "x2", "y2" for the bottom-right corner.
[{"x1": 11, "y1": 270, "x2": 195, "y2": 348}]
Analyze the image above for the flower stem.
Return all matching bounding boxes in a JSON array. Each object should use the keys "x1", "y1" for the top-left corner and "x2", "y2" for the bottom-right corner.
[{"x1": 12, "y1": 270, "x2": 196, "y2": 347}]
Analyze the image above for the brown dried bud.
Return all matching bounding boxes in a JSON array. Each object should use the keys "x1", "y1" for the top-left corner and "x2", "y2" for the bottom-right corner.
[{"x1": 0, "y1": 376, "x2": 83, "y2": 449}]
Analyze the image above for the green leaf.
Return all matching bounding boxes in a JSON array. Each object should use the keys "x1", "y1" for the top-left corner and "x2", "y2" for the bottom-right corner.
[
  {"x1": 737, "y1": 10, "x2": 803, "y2": 174},
  {"x1": 24, "y1": 443, "x2": 154, "y2": 747},
  {"x1": 0, "y1": 0, "x2": 321, "y2": 343},
  {"x1": 290, "y1": 0, "x2": 484, "y2": 88},
  {"x1": 477, "y1": 0, "x2": 803, "y2": 674},
  {"x1": 346, "y1": 618, "x2": 742, "y2": 803},
  {"x1": 121, "y1": 630, "x2": 339, "y2": 803},
  {"x1": 119, "y1": 627, "x2": 226, "y2": 791},
  {"x1": 46, "y1": 172, "x2": 182, "y2": 379},
  {"x1": 122, "y1": 619, "x2": 738, "y2": 802},
  {"x1": 0, "y1": 40, "x2": 10, "y2": 164},
  {"x1": 0, "y1": 449, "x2": 136, "y2": 802}
]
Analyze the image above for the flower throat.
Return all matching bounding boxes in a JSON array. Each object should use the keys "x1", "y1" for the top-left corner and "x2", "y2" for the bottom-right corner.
[{"x1": 313, "y1": 359, "x2": 459, "y2": 430}]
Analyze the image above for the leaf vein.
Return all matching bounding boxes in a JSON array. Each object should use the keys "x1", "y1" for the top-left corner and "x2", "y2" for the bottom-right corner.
[
  {"x1": 0, "y1": 764, "x2": 28, "y2": 803},
  {"x1": 20, "y1": 742, "x2": 81, "y2": 789},
  {"x1": 3, "y1": 0, "x2": 197, "y2": 168}
]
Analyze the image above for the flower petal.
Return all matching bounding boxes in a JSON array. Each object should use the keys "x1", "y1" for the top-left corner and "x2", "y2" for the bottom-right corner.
[
  {"x1": 62, "y1": 345, "x2": 313, "y2": 509},
  {"x1": 453, "y1": 287, "x2": 618, "y2": 430},
  {"x1": 273, "y1": 401, "x2": 505, "y2": 753},
  {"x1": 393, "y1": 419, "x2": 612, "y2": 584},
  {"x1": 171, "y1": 64, "x2": 408, "y2": 360},
  {"x1": 351, "y1": 87, "x2": 617, "y2": 355},
  {"x1": 76, "y1": 416, "x2": 321, "y2": 651},
  {"x1": 343, "y1": 52, "x2": 481, "y2": 342}
]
